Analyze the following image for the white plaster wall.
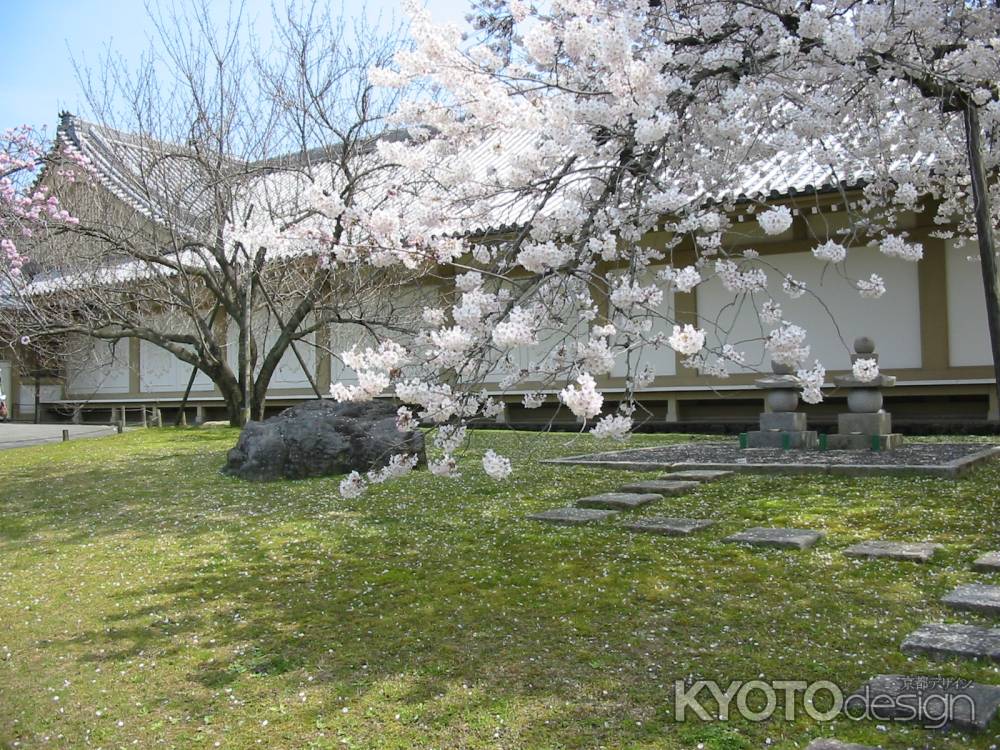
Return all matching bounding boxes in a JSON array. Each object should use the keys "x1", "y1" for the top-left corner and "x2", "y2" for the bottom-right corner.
[
  {"x1": 65, "y1": 337, "x2": 131, "y2": 395},
  {"x1": 19, "y1": 384, "x2": 62, "y2": 414},
  {"x1": 611, "y1": 267, "x2": 677, "y2": 379},
  {"x1": 140, "y1": 340, "x2": 215, "y2": 392},
  {"x1": 697, "y1": 246, "x2": 922, "y2": 372},
  {"x1": 946, "y1": 240, "x2": 992, "y2": 367},
  {"x1": 328, "y1": 323, "x2": 368, "y2": 385},
  {"x1": 226, "y1": 313, "x2": 317, "y2": 390}
]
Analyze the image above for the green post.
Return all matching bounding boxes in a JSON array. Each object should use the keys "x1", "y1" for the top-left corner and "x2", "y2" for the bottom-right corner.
[
  {"x1": 781, "y1": 432, "x2": 791, "y2": 450},
  {"x1": 819, "y1": 433, "x2": 827, "y2": 451},
  {"x1": 739, "y1": 432, "x2": 748, "y2": 449},
  {"x1": 871, "y1": 434, "x2": 881, "y2": 452}
]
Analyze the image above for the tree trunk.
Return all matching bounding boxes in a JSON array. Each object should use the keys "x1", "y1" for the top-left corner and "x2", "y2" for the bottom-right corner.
[{"x1": 963, "y1": 102, "x2": 1000, "y2": 417}]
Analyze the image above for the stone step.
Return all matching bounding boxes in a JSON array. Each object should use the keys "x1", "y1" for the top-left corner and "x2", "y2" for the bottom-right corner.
[
  {"x1": 723, "y1": 527, "x2": 824, "y2": 550},
  {"x1": 623, "y1": 517, "x2": 715, "y2": 536},
  {"x1": 901, "y1": 623, "x2": 1000, "y2": 662},
  {"x1": 973, "y1": 551, "x2": 1000, "y2": 573},
  {"x1": 658, "y1": 469, "x2": 733, "y2": 482},
  {"x1": 617, "y1": 479, "x2": 700, "y2": 496},
  {"x1": 846, "y1": 674, "x2": 1000, "y2": 731},
  {"x1": 575, "y1": 493, "x2": 662, "y2": 511},
  {"x1": 843, "y1": 541, "x2": 943, "y2": 563},
  {"x1": 941, "y1": 584, "x2": 1000, "y2": 616},
  {"x1": 527, "y1": 507, "x2": 619, "y2": 526},
  {"x1": 805, "y1": 740, "x2": 878, "y2": 750}
]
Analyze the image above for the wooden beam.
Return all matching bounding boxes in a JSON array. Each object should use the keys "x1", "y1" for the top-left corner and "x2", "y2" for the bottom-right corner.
[{"x1": 918, "y1": 237, "x2": 950, "y2": 370}]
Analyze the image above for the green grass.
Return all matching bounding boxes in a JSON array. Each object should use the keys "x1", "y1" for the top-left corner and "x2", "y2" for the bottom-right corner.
[{"x1": 1, "y1": 428, "x2": 999, "y2": 749}]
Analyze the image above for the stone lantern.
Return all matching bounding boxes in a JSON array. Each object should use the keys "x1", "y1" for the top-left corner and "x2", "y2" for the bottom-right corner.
[
  {"x1": 744, "y1": 361, "x2": 818, "y2": 449},
  {"x1": 826, "y1": 336, "x2": 903, "y2": 450}
]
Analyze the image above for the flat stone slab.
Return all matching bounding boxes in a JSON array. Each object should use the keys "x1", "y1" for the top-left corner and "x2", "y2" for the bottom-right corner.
[
  {"x1": 843, "y1": 541, "x2": 943, "y2": 562},
  {"x1": 617, "y1": 480, "x2": 700, "y2": 496},
  {"x1": 723, "y1": 527, "x2": 824, "y2": 550},
  {"x1": 575, "y1": 493, "x2": 662, "y2": 510},
  {"x1": 527, "y1": 507, "x2": 619, "y2": 526},
  {"x1": 845, "y1": 674, "x2": 1000, "y2": 731},
  {"x1": 805, "y1": 740, "x2": 878, "y2": 750},
  {"x1": 973, "y1": 551, "x2": 1000, "y2": 573},
  {"x1": 901, "y1": 623, "x2": 1000, "y2": 662},
  {"x1": 543, "y1": 441, "x2": 1000, "y2": 478},
  {"x1": 623, "y1": 517, "x2": 716, "y2": 536},
  {"x1": 659, "y1": 469, "x2": 733, "y2": 482},
  {"x1": 941, "y1": 584, "x2": 1000, "y2": 616}
]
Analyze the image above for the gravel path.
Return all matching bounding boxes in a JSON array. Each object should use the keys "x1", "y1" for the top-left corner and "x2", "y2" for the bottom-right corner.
[{"x1": 554, "y1": 441, "x2": 999, "y2": 467}]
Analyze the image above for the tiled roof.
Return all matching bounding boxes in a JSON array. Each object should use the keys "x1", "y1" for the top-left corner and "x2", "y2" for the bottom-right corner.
[
  {"x1": 56, "y1": 112, "x2": 883, "y2": 238},
  {"x1": 57, "y1": 113, "x2": 237, "y2": 237}
]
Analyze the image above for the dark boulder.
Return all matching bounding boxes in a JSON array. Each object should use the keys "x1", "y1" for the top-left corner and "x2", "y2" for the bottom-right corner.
[{"x1": 223, "y1": 400, "x2": 425, "y2": 481}]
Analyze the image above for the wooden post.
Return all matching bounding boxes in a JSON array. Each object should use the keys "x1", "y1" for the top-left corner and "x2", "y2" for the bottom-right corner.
[
  {"x1": 62, "y1": 429, "x2": 69, "y2": 442},
  {"x1": 664, "y1": 397, "x2": 679, "y2": 423}
]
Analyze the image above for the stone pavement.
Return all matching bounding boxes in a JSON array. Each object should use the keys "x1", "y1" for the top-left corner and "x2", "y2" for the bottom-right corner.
[{"x1": 0, "y1": 423, "x2": 117, "y2": 450}]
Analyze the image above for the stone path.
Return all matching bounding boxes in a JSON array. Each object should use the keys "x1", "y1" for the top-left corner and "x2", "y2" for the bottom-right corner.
[
  {"x1": 527, "y1": 465, "x2": 1000, "y2": 738},
  {"x1": 846, "y1": 674, "x2": 1000, "y2": 731},
  {"x1": 843, "y1": 540, "x2": 943, "y2": 563},
  {"x1": 532, "y1": 466, "x2": 711, "y2": 528},
  {"x1": 805, "y1": 740, "x2": 876, "y2": 750},
  {"x1": 723, "y1": 527, "x2": 824, "y2": 550},
  {"x1": 941, "y1": 583, "x2": 1000, "y2": 616},
  {"x1": 616, "y1": 479, "x2": 701, "y2": 495},
  {"x1": 575, "y1": 492, "x2": 662, "y2": 510},
  {"x1": 624, "y1": 517, "x2": 715, "y2": 536},
  {"x1": 973, "y1": 551, "x2": 1000, "y2": 572},
  {"x1": 901, "y1": 623, "x2": 1000, "y2": 662},
  {"x1": 526, "y1": 507, "x2": 619, "y2": 526}
]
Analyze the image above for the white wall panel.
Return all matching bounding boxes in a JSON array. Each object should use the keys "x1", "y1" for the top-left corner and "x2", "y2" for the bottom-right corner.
[
  {"x1": 611, "y1": 267, "x2": 677, "y2": 379},
  {"x1": 697, "y1": 246, "x2": 922, "y2": 372},
  {"x1": 65, "y1": 338, "x2": 131, "y2": 395},
  {"x1": 19, "y1": 384, "x2": 62, "y2": 413},
  {"x1": 947, "y1": 240, "x2": 992, "y2": 367},
  {"x1": 140, "y1": 339, "x2": 214, "y2": 392}
]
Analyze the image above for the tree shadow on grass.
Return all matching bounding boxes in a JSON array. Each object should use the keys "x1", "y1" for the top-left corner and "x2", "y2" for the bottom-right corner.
[{"x1": 9, "y1": 432, "x2": 1000, "y2": 747}]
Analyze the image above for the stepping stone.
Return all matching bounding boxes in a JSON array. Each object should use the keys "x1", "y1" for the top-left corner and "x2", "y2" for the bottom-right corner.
[
  {"x1": 941, "y1": 584, "x2": 1000, "y2": 616},
  {"x1": 806, "y1": 740, "x2": 877, "y2": 750},
  {"x1": 843, "y1": 540, "x2": 943, "y2": 563},
  {"x1": 575, "y1": 493, "x2": 662, "y2": 511},
  {"x1": 624, "y1": 517, "x2": 716, "y2": 536},
  {"x1": 723, "y1": 527, "x2": 824, "y2": 550},
  {"x1": 901, "y1": 623, "x2": 1000, "y2": 662},
  {"x1": 845, "y1": 674, "x2": 1000, "y2": 731},
  {"x1": 659, "y1": 469, "x2": 733, "y2": 482},
  {"x1": 973, "y1": 551, "x2": 1000, "y2": 573},
  {"x1": 527, "y1": 507, "x2": 619, "y2": 526},
  {"x1": 617, "y1": 480, "x2": 700, "y2": 496}
]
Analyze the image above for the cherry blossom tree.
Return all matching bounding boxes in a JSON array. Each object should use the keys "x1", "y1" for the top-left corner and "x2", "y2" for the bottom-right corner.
[
  {"x1": 4, "y1": 0, "x2": 998, "y2": 491},
  {"x1": 316, "y1": 0, "x2": 1000, "y2": 491},
  {"x1": 0, "y1": 126, "x2": 79, "y2": 286}
]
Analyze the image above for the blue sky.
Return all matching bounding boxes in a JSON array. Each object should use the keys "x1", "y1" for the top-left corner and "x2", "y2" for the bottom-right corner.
[{"x1": 0, "y1": 0, "x2": 471, "y2": 135}]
